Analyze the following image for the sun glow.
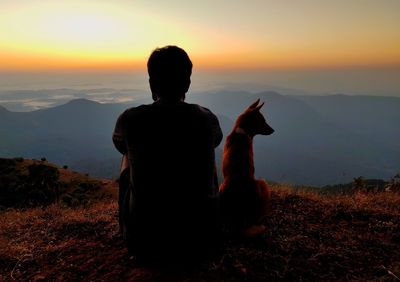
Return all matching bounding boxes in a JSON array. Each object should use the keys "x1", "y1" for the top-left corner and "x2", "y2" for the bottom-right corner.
[
  {"x1": 0, "y1": 1, "x2": 199, "y2": 70},
  {"x1": 43, "y1": 13, "x2": 125, "y2": 45},
  {"x1": 0, "y1": 1, "x2": 399, "y2": 71}
]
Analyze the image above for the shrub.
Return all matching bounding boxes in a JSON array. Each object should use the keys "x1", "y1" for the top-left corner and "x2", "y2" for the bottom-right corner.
[
  {"x1": 26, "y1": 164, "x2": 61, "y2": 206},
  {"x1": 0, "y1": 160, "x2": 61, "y2": 208}
]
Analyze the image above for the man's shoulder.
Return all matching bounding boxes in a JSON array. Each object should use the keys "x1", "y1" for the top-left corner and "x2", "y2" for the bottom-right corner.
[
  {"x1": 120, "y1": 104, "x2": 151, "y2": 117},
  {"x1": 186, "y1": 103, "x2": 217, "y2": 117},
  {"x1": 120, "y1": 102, "x2": 219, "y2": 121}
]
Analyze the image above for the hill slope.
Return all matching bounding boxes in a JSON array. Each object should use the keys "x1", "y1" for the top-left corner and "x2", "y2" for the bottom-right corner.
[
  {"x1": 1, "y1": 165, "x2": 399, "y2": 281},
  {"x1": 0, "y1": 157, "x2": 116, "y2": 208}
]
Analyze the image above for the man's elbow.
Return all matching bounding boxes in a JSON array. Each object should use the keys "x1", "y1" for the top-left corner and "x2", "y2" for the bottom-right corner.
[
  {"x1": 214, "y1": 126, "x2": 223, "y2": 147},
  {"x1": 113, "y1": 136, "x2": 127, "y2": 154}
]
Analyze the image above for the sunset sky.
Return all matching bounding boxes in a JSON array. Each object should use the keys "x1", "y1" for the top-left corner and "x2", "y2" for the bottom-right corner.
[{"x1": 1, "y1": 0, "x2": 399, "y2": 71}]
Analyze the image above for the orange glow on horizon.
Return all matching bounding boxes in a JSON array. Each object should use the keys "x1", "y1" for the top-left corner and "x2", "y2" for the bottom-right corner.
[
  {"x1": 1, "y1": 1, "x2": 399, "y2": 71},
  {"x1": 2, "y1": 46, "x2": 400, "y2": 72},
  {"x1": 0, "y1": 48, "x2": 146, "y2": 71}
]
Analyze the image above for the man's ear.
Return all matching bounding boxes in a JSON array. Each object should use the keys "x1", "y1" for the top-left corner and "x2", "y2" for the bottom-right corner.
[
  {"x1": 183, "y1": 78, "x2": 191, "y2": 94},
  {"x1": 149, "y1": 78, "x2": 158, "y2": 101}
]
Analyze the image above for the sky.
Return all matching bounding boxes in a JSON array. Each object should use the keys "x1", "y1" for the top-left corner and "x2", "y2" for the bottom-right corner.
[{"x1": 1, "y1": 0, "x2": 399, "y2": 71}]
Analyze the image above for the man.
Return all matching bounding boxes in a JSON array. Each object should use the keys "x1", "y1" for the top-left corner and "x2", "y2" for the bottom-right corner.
[{"x1": 113, "y1": 46, "x2": 222, "y2": 262}]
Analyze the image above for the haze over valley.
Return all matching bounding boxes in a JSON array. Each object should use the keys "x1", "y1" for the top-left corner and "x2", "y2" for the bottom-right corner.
[{"x1": 1, "y1": 86, "x2": 399, "y2": 186}]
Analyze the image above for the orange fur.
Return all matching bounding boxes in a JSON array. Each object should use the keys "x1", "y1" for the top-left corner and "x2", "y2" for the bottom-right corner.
[{"x1": 220, "y1": 99, "x2": 274, "y2": 235}]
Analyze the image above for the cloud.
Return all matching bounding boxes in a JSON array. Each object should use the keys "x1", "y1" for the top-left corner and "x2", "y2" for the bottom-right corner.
[{"x1": 0, "y1": 88, "x2": 145, "y2": 111}]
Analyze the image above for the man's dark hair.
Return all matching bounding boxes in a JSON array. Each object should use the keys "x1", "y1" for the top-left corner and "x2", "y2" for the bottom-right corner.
[{"x1": 147, "y1": 46, "x2": 193, "y2": 101}]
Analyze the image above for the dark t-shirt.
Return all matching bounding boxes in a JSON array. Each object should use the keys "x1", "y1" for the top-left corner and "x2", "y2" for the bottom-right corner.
[{"x1": 113, "y1": 99, "x2": 222, "y2": 258}]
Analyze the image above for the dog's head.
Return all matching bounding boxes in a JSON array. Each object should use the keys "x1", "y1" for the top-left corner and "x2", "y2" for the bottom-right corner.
[{"x1": 235, "y1": 99, "x2": 274, "y2": 137}]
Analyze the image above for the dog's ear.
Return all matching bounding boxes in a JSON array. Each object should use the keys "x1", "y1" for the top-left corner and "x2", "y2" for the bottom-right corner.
[
  {"x1": 255, "y1": 102, "x2": 265, "y2": 111},
  {"x1": 247, "y1": 99, "x2": 260, "y2": 110}
]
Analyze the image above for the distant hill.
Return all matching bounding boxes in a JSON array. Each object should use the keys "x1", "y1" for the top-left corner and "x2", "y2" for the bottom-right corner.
[
  {"x1": 192, "y1": 91, "x2": 400, "y2": 185},
  {"x1": 1, "y1": 91, "x2": 399, "y2": 186},
  {"x1": 294, "y1": 94, "x2": 400, "y2": 146},
  {"x1": 0, "y1": 99, "x2": 130, "y2": 179}
]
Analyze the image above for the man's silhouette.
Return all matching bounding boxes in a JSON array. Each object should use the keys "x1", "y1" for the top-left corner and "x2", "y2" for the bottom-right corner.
[{"x1": 113, "y1": 46, "x2": 222, "y2": 262}]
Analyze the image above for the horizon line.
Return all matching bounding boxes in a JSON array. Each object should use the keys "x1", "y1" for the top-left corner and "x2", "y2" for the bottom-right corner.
[{"x1": 1, "y1": 63, "x2": 400, "y2": 74}]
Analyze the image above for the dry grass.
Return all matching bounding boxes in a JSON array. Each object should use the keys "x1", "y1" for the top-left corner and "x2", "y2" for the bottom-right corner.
[
  {"x1": 1, "y1": 184, "x2": 399, "y2": 281},
  {"x1": 0, "y1": 200, "x2": 123, "y2": 281},
  {"x1": 273, "y1": 183, "x2": 400, "y2": 215}
]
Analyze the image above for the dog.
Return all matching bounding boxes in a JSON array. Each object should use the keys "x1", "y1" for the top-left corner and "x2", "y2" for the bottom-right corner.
[{"x1": 220, "y1": 99, "x2": 274, "y2": 237}]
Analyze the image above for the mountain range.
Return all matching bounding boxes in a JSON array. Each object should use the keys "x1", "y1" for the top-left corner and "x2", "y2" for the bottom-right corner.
[{"x1": 1, "y1": 91, "x2": 399, "y2": 186}]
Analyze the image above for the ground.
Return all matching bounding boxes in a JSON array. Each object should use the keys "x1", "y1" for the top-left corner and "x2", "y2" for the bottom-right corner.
[{"x1": 1, "y1": 177, "x2": 400, "y2": 281}]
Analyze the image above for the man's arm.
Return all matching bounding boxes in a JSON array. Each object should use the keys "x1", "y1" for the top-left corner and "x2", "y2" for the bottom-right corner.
[
  {"x1": 198, "y1": 105, "x2": 223, "y2": 148},
  {"x1": 113, "y1": 110, "x2": 128, "y2": 154},
  {"x1": 210, "y1": 113, "x2": 223, "y2": 148}
]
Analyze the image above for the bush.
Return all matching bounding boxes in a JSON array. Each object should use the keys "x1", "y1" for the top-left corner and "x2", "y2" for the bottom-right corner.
[{"x1": 0, "y1": 160, "x2": 61, "y2": 208}]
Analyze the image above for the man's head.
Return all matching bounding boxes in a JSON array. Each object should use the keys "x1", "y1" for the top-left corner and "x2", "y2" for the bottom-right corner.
[{"x1": 148, "y1": 46, "x2": 193, "y2": 101}]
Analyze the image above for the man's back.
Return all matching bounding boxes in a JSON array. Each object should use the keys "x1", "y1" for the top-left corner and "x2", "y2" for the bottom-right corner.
[{"x1": 113, "y1": 100, "x2": 222, "y2": 259}]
